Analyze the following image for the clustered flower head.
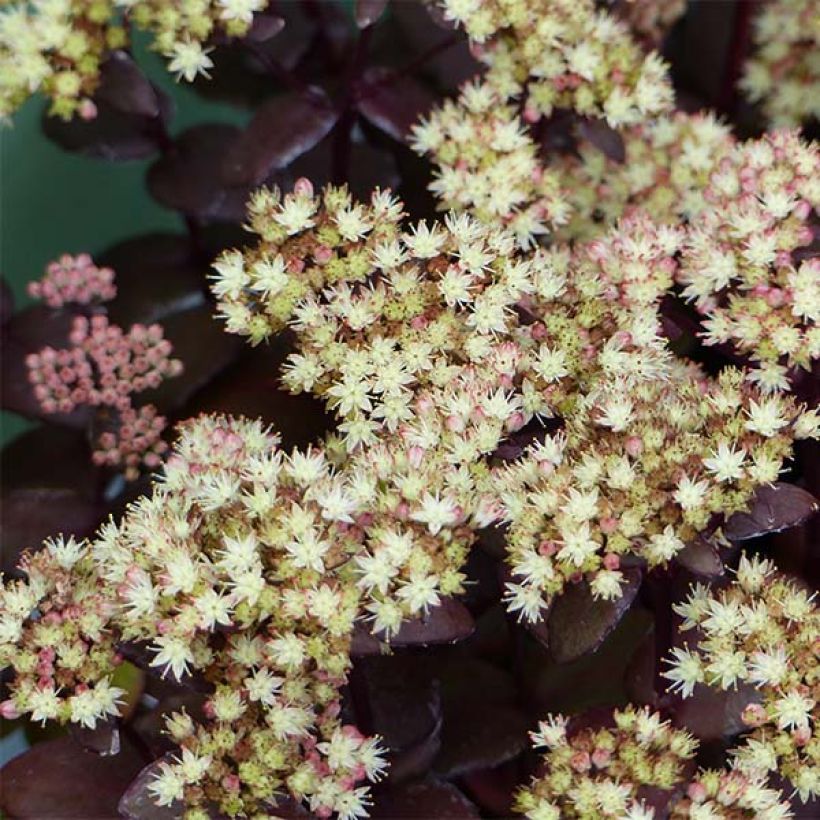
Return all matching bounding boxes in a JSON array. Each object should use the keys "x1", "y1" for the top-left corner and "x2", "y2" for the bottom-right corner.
[
  {"x1": 669, "y1": 768, "x2": 796, "y2": 819},
  {"x1": 514, "y1": 705, "x2": 698, "y2": 819},
  {"x1": 0, "y1": 0, "x2": 266, "y2": 119},
  {"x1": 26, "y1": 253, "x2": 116, "y2": 307},
  {"x1": 411, "y1": 81, "x2": 571, "y2": 247},
  {"x1": 740, "y1": 0, "x2": 820, "y2": 127},
  {"x1": 0, "y1": 536, "x2": 123, "y2": 731},
  {"x1": 677, "y1": 131, "x2": 820, "y2": 390},
  {"x1": 665, "y1": 553, "x2": 820, "y2": 802},
  {"x1": 25, "y1": 256, "x2": 182, "y2": 479},
  {"x1": 499, "y1": 364, "x2": 813, "y2": 618},
  {"x1": 553, "y1": 112, "x2": 736, "y2": 242},
  {"x1": 440, "y1": 0, "x2": 674, "y2": 128}
]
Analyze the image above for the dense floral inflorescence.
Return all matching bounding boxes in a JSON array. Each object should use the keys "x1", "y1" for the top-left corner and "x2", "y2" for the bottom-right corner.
[
  {"x1": 439, "y1": 0, "x2": 673, "y2": 128},
  {"x1": 25, "y1": 257, "x2": 182, "y2": 479},
  {"x1": 0, "y1": 536, "x2": 123, "y2": 730},
  {"x1": 0, "y1": 0, "x2": 265, "y2": 119},
  {"x1": 665, "y1": 554, "x2": 820, "y2": 802},
  {"x1": 514, "y1": 705, "x2": 698, "y2": 819},
  {"x1": 740, "y1": 0, "x2": 820, "y2": 127},
  {"x1": 677, "y1": 131, "x2": 820, "y2": 390},
  {"x1": 552, "y1": 112, "x2": 736, "y2": 241}
]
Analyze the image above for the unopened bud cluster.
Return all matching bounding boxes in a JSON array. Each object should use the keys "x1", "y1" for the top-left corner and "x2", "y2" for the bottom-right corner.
[{"x1": 25, "y1": 255, "x2": 182, "y2": 479}]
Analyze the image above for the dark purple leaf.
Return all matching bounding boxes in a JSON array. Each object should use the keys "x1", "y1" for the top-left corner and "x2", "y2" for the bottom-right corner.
[
  {"x1": 382, "y1": 599, "x2": 475, "y2": 647},
  {"x1": 356, "y1": 655, "x2": 442, "y2": 784},
  {"x1": 96, "y1": 51, "x2": 160, "y2": 119},
  {"x1": 371, "y1": 780, "x2": 480, "y2": 819},
  {"x1": 1, "y1": 277, "x2": 13, "y2": 325},
  {"x1": 69, "y1": 719, "x2": 121, "y2": 757},
  {"x1": 182, "y1": 344, "x2": 332, "y2": 450},
  {"x1": 577, "y1": 117, "x2": 626, "y2": 163},
  {"x1": 98, "y1": 234, "x2": 208, "y2": 327},
  {"x1": 0, "y1": 735, "x2": 145, "y2": 818},
  {"x1": 42, "y1": 95, "x2": 170, "y2": 161},
  {"x1": 148, "y1": 125, "x2": 255, "y2": 220},
  {"x1": 548, "y1": 569, "x2": 642, "y2": 663},
  {"x1": 1, "y1": 488, "x2": 104, "y2": 575},
  {"x1": 460, "y1": 761, "x2": 521, "y2": 818},
  {"x1": 131, "y1": 694, "x2": 207, "y2": 758},
  {"x1": 221, "y1": 90, "x2": 337, "y2": 187},
  {"x1": 357, "y1": 67, "x2": 435, "y2": 143},
  {"x1": 140, "y1": 304, "x2": 244, "y2": 415},
  {"x1": 723, "y1": 482, "x2": 818, "y2": 541},
  {"x1": 672, "y1": 682, "x2": 761, "y2": 742},
  {"x1": 356, "y1": 0, "x2": 389, "y2": 29},
  {"x1": 246, "y1": 14, "x2": 286, "y2": 42},
  {"x1": 119, "y1": 757, "x2": 181, "y2": 820},
  {"x1": 675, "y1": 536, "x2": 724, "y2": 578}
]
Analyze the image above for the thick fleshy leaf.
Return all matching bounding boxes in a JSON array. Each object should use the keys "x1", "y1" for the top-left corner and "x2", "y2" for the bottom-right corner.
[
  {"x1": 69, "y1": 719, "x2": 121, "y2": 757},
  {"x1": 0, "y1": 735, "x2": 145, "y2": 818},
  {"x1": 96, "y1": 51, "x2": 160, "y2": 118},
  {"x1": 356, "y1": 654, "x2": 442, "y2": 783},
  {"x1": 42, "y1": 96, "x2": 168, "y2": 161},
  {"x1": 182, "y1": 344, "x2": 332, "y2": 449},
  {"x1": 99, "y1": 234, "x2": 208, "y2": 327},
  {"x1": 148, "y1": 125, "x2": 255, "y2": 220},
  {"x1": 356, "y1": 0, "x2": 389, "y2": 28},
  {"x1": 356, "y1": 67, "x2": 435, "y2": 143},
  {"x1": 1, "y1": 488, "x2": 103, "y2": 575},
  {"x1": 381, "y1": 599, "x2": 475, "y2": 647},
  {"x1": 140, "y1": 304, "x2": 244, "y2": 415},
  {"x1": 2, "y1": 425, "x2": 94, "y2": 492},
  {"x1": 221, "y1": 90, "x2": 337, "y2": 187},
  {"x1": 371, "y1": 780, "x2": 480, "y2": 819},
  {"x1": 675, "y1": 536, "x2": 724, "y2": 578},
  {"x1": 1, "y1": 277, "x2": 13, "y2": 325},
  {"x1": 119, "y1": 757, "x2": 181, "y2": 820},
  {"x1": 723, "y1": 482, "x2": 818, "y2": 541},
  {"x1": 672, "y1": 682, "x2": 761, "y2": 742},
  {"x1": 131, "y1": 693, "x2": 207, "y2": 758},
  {"x1": 577, "y1": 117, "x2": 626, "y2": 162},
  {"x1": 547, "y1": 569, "x2": 642, "y2": 663},
  {"x1": 459, "y1": 761, "x2": 522, "y2": 818},
  {"x1": 246, "y1": 14, "x2": 286, "y2": 42}
]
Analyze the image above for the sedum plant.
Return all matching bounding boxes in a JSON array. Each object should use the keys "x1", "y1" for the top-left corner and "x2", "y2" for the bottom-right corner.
[{"x1": 0, "y1": 1, "x2": 818, "y2": 819}]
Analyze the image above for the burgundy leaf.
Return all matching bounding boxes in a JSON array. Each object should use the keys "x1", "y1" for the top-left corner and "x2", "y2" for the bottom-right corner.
[
  {"x1": 723, "y1": 482, "x2": 818, "y2": 541},
  {"x1": 147, "y1": 125, "x2": 255, "y2": 220},
  {"x1": 675, "y1": 536, "x2": 724, "y2": 578},
  {"x1": 96, "y1": 51, "x2": 160, "y2": 119},
  {"x1": 357, "y1": 67, "x2": 435, "y2": 143},
  {"x1": 0, "y1": 735, "x2": 144, "y2": 818},
  {"x1": 245, "y1": 14, "x2": 286, "y2": 42},
  {"x1": 1, "y1": 488, "x2": 103, "y2": 575},
  {"x1": 548, "y1": 569, "x2": 642, "y2": 663},
  {"x1": 672, "y1": 682, "x2": 761, "y2": 742},
  {"x1": 577, "y1": 117, "x2": 626, "y2": 163},
  {"x1": 119, "y1": 757, "x2": 181, "y2": 820},
  {"x1": 42, "y1": 96, "x2": 168, "y2": 161},
  {"x1": 131, "y1": 694, "x2": 207, "y2": 758},
  {"x1": 69, "y1": 719, "x2": 121, "y2": 757},
  {"x1": 221, "y1": 90, "x2": 338, "y2": 187},
  {"x1": 383, "y1": 599, "x2": 475, "y2": 647},
  {"x1": 182, "y1": 345, "x2": 333, "y2": 450},
  {"x1": 140, "y1": 304, "x2": 244, "y2": 415},
  {"x1": 371, "y1": 780, "x2": 480, "y2": 819},
  {"x1": 1, "y1": 277, "x2": 13, "y2": 326},
  {"x1": 356, "y1": 0, "x2": 389, "y2": 29},
  {"x1": 356, "y1": 655, "x2": 442, "y2": 784},
  {"x1": 460, "y1": 761, "x2": 522, "y2": 818}
]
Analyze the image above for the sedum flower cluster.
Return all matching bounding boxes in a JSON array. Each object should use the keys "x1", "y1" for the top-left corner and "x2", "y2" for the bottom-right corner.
[
  {"x1": 678, "y1": 131, "x2": 820, "y2": 391},
  {"x1": 2, "y1": 414, "x2": 387, "y2": 819},
  {"x1": 665, "y1": 553, "x2": 819, "y2": 802},
  {"x1": 0, "y1": 0, "x2": 265, "y2": 119},
  {"x1": 514, "y1": 705, "x2": 698, "y2": 819},
  {"x1": 552, "y1": 112, "x2": 736, "y2": 242},
  {"x1": 439, "y1": 0, "x2": 673, "y2": 128},
  {"x1": 740, "y1": 0, "x2": 820, "y2": 128},
  {"x1": 25, "y1": 256, "x2": 182, "y2": 479}
]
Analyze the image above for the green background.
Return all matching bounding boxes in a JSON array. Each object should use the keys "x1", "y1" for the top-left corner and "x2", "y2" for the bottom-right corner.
[{"x1": 0, "y1": 37, "x2": 252, "y2": 446}]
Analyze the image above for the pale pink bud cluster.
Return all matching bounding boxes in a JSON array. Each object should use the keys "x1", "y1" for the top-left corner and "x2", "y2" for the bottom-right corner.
[
  {"x1": 669, "y1": 768, "x2": 795, "y2": 817},
  {"x1": 26, "y1": 253, "x2": 116, "y2": 307},
  {"x1": 92, "y1": 405, "x2": 168, "y2": 480}
]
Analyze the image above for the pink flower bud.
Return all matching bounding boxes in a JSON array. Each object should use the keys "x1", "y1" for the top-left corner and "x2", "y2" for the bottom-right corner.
[{"x1": 293, "y1": 178, "x2": 314, "y2": 198}]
